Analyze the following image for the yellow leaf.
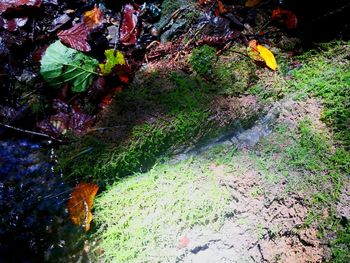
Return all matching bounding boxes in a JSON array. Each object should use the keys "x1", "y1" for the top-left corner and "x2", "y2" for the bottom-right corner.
[
  {"x1": 256, "y1": 45, "x2": 277, "y2": 71},
  {"x1": 245, "y1": 0, "x2": 261, "y2": 7}
]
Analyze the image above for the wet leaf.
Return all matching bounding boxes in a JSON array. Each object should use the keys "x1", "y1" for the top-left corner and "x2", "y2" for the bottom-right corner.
[
  {"x1": 272, "y1": 8, "x2": 297, "y2": 29},
  {"x1": 99, "y1": 49, "x2": 126, "y2": 76},
  {"x1": 247, "y1": 40, "x2": 277, "y2": 71},
  {"x1": 217, "y1": 0, "x2": 228, "y2": 14},
  {"x1": 0, "y1": 17, "x2": 28, "y2": 31},
  {"x1": 67, "y1": 183, "x2": 99, "y2": 232},
  {"x1": 57, "y1": 22, "x2": 91, "y2": 52},
  {"x1": 120, "y1": 4, "x2": 139, "y2": 46},
  {"x1": 83, "y1": 5, "x2": 103, "y2": 28},
  {"x1": 37, "y1": 106, "x2": 95, "y2": 137},
  {"x1": 0, "y1": 0, "x2": 41, "y2": 14},
  {"x1": 40, "y1": 40, "x2": 98, "y2": 92},
  {"x1": 245, "y1": 0, "x2": 261, "y2": 7}
]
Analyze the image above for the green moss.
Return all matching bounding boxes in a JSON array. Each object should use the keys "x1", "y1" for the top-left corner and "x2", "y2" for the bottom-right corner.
[
  {"x1": 213, "y1": 50, "x2": 258, "y2": 95},
  {"x1": 58, "y1": 72, "x2": 221, "y2": 184},
  {"x1": 189, "y1": 45, "x2": 217, "y2": 77},
  {"x1": 289, "y1": 42, "x2": 350, "y2": 148},
  {"x1": 91, "y1": 158, "x2": 232, "y2": 262}
]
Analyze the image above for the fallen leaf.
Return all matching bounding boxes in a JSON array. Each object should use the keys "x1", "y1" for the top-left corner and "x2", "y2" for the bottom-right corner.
[
  {"x1": 37, "y1": 101, "x2": 96, "y2": 137},
  {"x1": 256, "y1": 45, "x2": 277, "y2": 71},
  {"x1": 40, "y1": 40, "x2": 98, "y2": 92},
  {"x1": 217, "y1": 0, "x2": 228, "y2": 14},
  {"x1": 58, "y1": 22, "x2": 91, "y2": 52},
  {"x1": 120, "y1": 4, "x2": 139, "y2": 45},
  {"x1": 247, "y1": 40, "x2": 277, "y2": 71},
  {"x1": 99, "y1": 49, "x2": 126, "y2": 76},
  {"x1": 0, "y1": 0, "x2": 41, "y2": 14},
  {"x1": 245, "y1": 0, "x2": 261, "y2": 8},
  {"x1": 272, "y1": 8, "x2": 297, "y2": 29},
  {"x1": 178, "y1": 235, "x2": 190, "y2": 248},
  {"x1": 83, "y1": 5, "x2": 103, "y2": 28},
  {"x1": 67, "y1": 183, "x2": 99, "y2": 232},
  {"x1": 0, "y1": 17, "x2": 28, "y2": 31}
]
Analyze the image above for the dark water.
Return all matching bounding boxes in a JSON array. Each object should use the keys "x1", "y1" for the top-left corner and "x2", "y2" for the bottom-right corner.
[{"x1": 0, "y1": 139, "x2": 83, "y2": 262}]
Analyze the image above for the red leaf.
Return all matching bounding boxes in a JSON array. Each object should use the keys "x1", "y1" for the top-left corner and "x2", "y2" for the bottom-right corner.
[
  {"x1": 57, "y1": 22, "x2": 91, "y2": 52},
  {"x1": 0, "y1": 0, "x2": 41, "y2": 14},
  {"x1": 120, "y1": 4, "x2": 139, "y2": 46},
  {"x1": 272, "y1": 8, "x2": 297, "y2": 30},
  {"x1": 67, "y1": 183, "x2": 99, "y2": 232}
]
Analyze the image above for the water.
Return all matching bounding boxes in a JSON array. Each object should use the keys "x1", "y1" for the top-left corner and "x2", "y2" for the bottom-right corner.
[{"x1": 0, "y1": 139, "x2": 82, "y2": 262}]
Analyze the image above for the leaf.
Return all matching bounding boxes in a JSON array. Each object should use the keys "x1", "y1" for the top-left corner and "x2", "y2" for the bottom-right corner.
[
  {"x1": 40, "y1": 40, "x2": 98, "y2": 92},
  {"x1": 67, "y1": 183, "x2": 99, "y2": 232},
  {"x1": 37, "y1": 100, "x2": 96, "y2": 137},
  {"x1": 83, "y1": 5, "x2": 103, "y2": 28},
  {"x1": 256, "y1": 45, "x2": 277, "y2": 71},
  {"x1": 57, "y1": 22, "x2": 91, "y2": 52},
  {"x1": 0, "y1": 0, "x2": 41, "y2": 14},
  {"x1": 245, "y1": 0, "x2": 261, "y2": 7},
  {"x1": 247, "y1": 40, "x2": 264, "y2": 62},
  {"x1": 272, "y1": 8, "x2": 297, "y2": 29},
  {"x1": 247, "y1": 40, "x2": 277, "y2": 71},
  {"x1": 120, "y1": 4, "x2": 139, "y2": 46},
  {"x1": 99, "y1": 49, "x2": 126, "y2": 76},
  {"x1": 0, "y1": 17, "x2": 28, "y2": 31}
]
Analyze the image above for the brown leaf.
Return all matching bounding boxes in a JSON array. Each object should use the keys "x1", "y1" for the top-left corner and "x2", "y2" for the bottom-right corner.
[
  {"x1": 245, "y1": 0, "x2": 261, "y2": 8},
  {"x1": 67, "y1": 183, "x2": 99, "y2": 232},
  {"x1": 272, "y1": 8, "x2": 298, "y2": 29},
  {"x1": 83, "y1": 5, "x2": 103, "y2": 28},
  {"x1": 57, "y1": 22, "x2": 91, "y2": 52},
  {"x1": 0, "y1": 0, "x2": 41, "y2": 14}
]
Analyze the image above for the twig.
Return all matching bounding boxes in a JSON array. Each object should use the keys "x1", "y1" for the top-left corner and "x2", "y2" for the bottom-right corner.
[
  {"x1": 0, "y1": 123, "x2": 62, "y2": 142},
  {"x1": 216, "y1": 40, "x2": 233, "y2": 56}
]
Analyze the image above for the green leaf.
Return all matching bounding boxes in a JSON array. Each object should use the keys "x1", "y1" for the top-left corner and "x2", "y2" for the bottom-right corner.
[
  {"x1": 99, "y1": 49, "x2": 126, "y2": 76},
  {"x1": 40, "y1": 40, "x2": 98, "y2": 92}
]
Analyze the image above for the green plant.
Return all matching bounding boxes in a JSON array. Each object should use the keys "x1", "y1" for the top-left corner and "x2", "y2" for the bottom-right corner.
[{"x1": 40, "y1": 40, "x2": 98, "y2": 92}]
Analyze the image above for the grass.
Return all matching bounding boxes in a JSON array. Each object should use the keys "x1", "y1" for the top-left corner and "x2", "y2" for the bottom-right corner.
[{"x1": 91, "y1": 158, "x2": 232, "y2": 262}]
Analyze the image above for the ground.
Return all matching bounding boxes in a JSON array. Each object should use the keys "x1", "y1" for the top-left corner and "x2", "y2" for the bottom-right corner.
[{"x1": 64, "y1": 42, "x2": 350, "y2": 262}]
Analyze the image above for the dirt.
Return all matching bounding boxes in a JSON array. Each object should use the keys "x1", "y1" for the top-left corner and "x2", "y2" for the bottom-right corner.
[
  {"x1": 171, "y1": 97, "x2": 333, "y2": 263},
  {"x1": 173, "y1": 156, "x2": 328, "y2": 263}
]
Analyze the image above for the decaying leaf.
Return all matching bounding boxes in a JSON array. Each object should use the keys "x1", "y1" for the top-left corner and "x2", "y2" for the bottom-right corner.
[
  {"x1": 0, "y1": 17, "x2": 28, "y2": 31},
  {"x1": 245, "y1": 0, "x2": 261, "y2": 8},
  {"x1": 83, "y1": 5, "x2": 103, "y2": 28},
  {"x1": 67, "y1": 183, "x2": 99, "y2": 232},
  {"x1": 0, "y1": 0, "x2": 41, "y2": 14},
  {"x1": 37, "y1": 100, "x2": 96, "y2": 137},
  {"x1": 247, "y1": 40, "x2": 277, "y2": 71},
  {"x1": 57, "y1": 22, "x2": 91, "y2": 52},
  {"x1": 120, "y1": 4, "x2": 139, "y2": 45},
  {"x1": 272, "y1": 8, "x2": 297, "y2": 29},
  {"x1": 40, "y1": 40, "x2": 98, "y2": 92},
  {"x1": 99, "y1": 49, "x2": 126, "y2": 76}
]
